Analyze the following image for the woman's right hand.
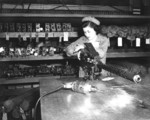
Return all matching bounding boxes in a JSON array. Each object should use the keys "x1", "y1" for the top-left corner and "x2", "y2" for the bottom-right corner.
[
  {"x1": 74, "y1": 44, "x2": 85, "y2": 52},
  {"x1": 64, "y1": 44, "x2": 84, "y2": 57}
]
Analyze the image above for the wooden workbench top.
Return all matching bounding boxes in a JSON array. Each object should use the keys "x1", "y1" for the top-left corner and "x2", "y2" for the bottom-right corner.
[{"x1": 40, "y1": 75, "x2": 150, "y2": 120}]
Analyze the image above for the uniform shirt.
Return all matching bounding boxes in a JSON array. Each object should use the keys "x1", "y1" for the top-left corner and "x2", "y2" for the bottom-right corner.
[{"x1": 66, "y1": 33, "x2": 110, "y2": 64}]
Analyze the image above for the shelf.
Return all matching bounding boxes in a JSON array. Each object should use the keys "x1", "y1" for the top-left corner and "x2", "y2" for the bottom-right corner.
[
  {"x1": 0, "y1": 76, "x2": 59, "y2": 85},
  {"x1": 107, "y1": 51, "x2": 150, "y2": 58},
  {"x1": 0, "y1": 54, "x2": 68, "y2": 61},
  {"x1": 0, "y1": 52, "x2": 150, "y2": 61},
  {"x1": 1, "y1": 13, "x2": 150, "y2": 25},
  {"x1": 0, "y1": 77, "x2": 39, "y2": 85},
  {"x1": 0, "y1": 76, "x2": 74, "y2": 85},
  {"x1": 0, "y1": 32, "x2": 78, "y2": 38},
  {"x1": 1, "y1": 13, "x2": 150, "y2": 19}
]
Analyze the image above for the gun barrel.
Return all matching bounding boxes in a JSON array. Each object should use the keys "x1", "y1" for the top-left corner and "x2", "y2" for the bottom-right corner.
[{"x1": 97, "y1": 61, "x2": 141, "y2": 83}]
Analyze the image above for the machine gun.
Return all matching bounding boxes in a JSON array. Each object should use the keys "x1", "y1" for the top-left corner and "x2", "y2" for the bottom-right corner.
[{"x1": 79, "y1": 43, "x2": 141, "y2": 83}]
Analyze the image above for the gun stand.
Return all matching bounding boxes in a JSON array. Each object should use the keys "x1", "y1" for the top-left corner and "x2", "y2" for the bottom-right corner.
[{"x1": 80, "y1": 63, "x2": 101, "y2": 81}]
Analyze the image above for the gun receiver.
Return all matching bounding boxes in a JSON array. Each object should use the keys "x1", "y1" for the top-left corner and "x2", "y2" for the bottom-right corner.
[{"x1": 84, "y1": 43, "x2": 99, "y2": 58}]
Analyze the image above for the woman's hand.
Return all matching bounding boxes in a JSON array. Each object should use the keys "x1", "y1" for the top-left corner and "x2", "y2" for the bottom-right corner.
[
  {"x1": 74, "y1": 44, "x2": 85, "y2": 52},
  {"x1": 77, "y1": 51, "x2": 81, "y2": 60},
  {"x1": 74, "y1": 44, "x2": 84, "y2": 60}
]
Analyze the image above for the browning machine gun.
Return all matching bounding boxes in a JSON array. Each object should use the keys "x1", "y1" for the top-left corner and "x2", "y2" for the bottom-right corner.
[{"x1": 79, "y1": 43, "x2": 141, "y2": 83}]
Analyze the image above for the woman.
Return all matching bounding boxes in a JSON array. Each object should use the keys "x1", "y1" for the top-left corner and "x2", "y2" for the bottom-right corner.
[{"x1": 65, "y1": 16, "x2": 110, "y2": 76}]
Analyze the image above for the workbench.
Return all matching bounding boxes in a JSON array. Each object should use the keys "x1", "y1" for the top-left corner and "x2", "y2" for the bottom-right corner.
[{"x1": 40, "y1": 75, "x2": 150, "y2": 120}]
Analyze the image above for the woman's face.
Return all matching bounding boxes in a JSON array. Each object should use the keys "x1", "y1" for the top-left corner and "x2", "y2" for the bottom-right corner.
[{"x1": 83, "y1": 26, "x2": 97, "y2": 41}]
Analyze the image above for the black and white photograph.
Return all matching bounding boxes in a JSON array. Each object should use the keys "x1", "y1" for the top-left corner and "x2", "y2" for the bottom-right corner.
[{"x1": 0, "y1": 0, "x2": 150, "y2": 120}]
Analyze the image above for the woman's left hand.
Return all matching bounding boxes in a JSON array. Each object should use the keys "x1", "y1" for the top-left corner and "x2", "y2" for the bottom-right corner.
[{"x1": 77, "y1": 51, "x2": 81, "y2": 60}]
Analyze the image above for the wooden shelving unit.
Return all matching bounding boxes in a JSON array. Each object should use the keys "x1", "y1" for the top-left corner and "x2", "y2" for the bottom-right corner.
[{"x1": 0, "y1": 12, "x2": 150, "y2": 86}]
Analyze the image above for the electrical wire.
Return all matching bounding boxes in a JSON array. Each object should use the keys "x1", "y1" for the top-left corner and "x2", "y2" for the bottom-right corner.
[{"x1": 34, "y1": 85, "x2": 64, "y2": 120}]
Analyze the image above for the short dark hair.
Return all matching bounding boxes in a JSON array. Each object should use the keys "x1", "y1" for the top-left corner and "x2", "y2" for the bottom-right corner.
[{"x1": 82, "y1": 21, "x2": 100, "y2": 34}]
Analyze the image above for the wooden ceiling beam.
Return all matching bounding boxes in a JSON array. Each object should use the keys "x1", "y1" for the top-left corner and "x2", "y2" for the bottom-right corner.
[
  {"x1": 1, "y1": 0, "x2": 130, "y2": 6},
  {"x1": 1, "y1": 3, "x2": 130, "y2": 11}
]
